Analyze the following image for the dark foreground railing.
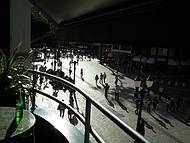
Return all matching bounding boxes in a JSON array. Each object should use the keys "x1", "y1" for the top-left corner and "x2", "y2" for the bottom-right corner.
[{"x1": 28, "y1": 70, "x2": 150, "y2": 143}]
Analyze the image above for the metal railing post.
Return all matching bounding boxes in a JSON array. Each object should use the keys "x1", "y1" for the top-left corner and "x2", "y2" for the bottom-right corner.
[
  {"x1": 31, "y1": 73, "x2": 37, "y2": 113},
  {"x1": 84, "y1": 97, "x2": 91, "y2": 143}
]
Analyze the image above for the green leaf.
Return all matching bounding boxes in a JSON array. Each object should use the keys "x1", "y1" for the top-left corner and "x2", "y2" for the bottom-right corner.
[{"x1": 9, "y1": 41, "x2": 23, "y2": 66}]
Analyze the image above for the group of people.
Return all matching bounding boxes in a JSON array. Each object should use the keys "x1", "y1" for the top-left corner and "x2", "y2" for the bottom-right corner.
[
  {"x1": 146, "y1": 96, "x2": 159, "y2": 113},
  {"x1": 165, "y1": 96, "x2": 185, "y2": 112},
  {"x1": 94, "y1": 73, "x2": 121, "y2": 101},
  {"x1": 95, "y1": 72, "x2": 107, "y2": 85},
  {"x1": 57, "y1": 94, "x2": 75, "y2": 119}
]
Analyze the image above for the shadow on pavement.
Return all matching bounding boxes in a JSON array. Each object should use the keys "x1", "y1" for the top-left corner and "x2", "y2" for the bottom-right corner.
[
  {"x1": 144, "y1": 119, "x2": 157, "y2": 134},
  {"x1": 106, "y1": 98, "x2": 115, "y2": 108},
  {"x1": 117, "y1": 101, "x2": 129, "y2": 113},
  {"x1": 155, "y1": 112, "x2": 174, "y2": 127},
  {"x1": 150, "y1": 113, "x2": 168, "y2": 129}
]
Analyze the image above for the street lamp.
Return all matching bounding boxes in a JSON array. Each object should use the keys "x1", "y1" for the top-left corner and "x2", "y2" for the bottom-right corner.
[
  {"x1": 71, "y1": 60, "x2": 79, "y2": 111},
  {"x1": 134, "y1": 76, "x2": 141, "y2": 99},
  {"x1": 134, "y1": 75, "x2": 153, "y2": 136}
]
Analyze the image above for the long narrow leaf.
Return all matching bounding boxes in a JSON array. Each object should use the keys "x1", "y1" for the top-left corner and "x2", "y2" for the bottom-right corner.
[{"x1": 0, "y1": 49, "x2": 7, "y2": 72}]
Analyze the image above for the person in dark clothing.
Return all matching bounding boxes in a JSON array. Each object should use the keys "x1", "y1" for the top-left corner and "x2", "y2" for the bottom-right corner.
[
  {"x1": 104, "y1": 83, "x2": 110, "y2": 98},
  {"x1": 115, "y1": 75, "x2": 118, "y2": 86},
  {"x1": 69, "y1": 67, "x2": 72, "y2": 77},
  {"x1": 95, "y1": 74, "x2": 99, "y2": 85},
  {"x1": 103, "y1": 72, "x2": 106, "y2": 84},
  {"x1": 166, "y1": 98, "x2": 170, "y2": 112},
  {"x1": 158, "y1": 86, "x2": 164, "y2": 101},
  {"x1": 68, "y1": 95, "x2": 74, "y2": 119},
  {"x1": 152, "y1": 98, "x2": 159, "y2": 112},
  {"x1": 170, "y1": 98, "x2": 176, "y2": 112},
  {"x1": 57, "y1": 100, "x2": 66, "y2": 118},
  {"x1": 80, "y1": 68, "x2": 84, "y2": 80},
  {"x1": 147, "y1": 100, "x2": 152, "y2": 113},
  {"x1": 99, "y1": 73, "x2": 103, "y2": 84}
]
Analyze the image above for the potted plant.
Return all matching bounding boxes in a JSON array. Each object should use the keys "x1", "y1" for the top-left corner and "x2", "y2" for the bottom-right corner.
[{"x1": 0, "y1": 42, "x2": 34, "y2": 107}]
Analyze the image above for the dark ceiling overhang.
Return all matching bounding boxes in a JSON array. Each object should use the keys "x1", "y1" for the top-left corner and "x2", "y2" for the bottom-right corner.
[
  {"x1": 29, "y1": 0, "x2": 159, "y2": 24},
  {"x1": 29, "y1": 0, "x2": 188, "y2": 47}
]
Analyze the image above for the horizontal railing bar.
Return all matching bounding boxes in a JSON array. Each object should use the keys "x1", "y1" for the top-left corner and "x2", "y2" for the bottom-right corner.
[
  {"x1": 28, "y1": 70, "x2": 150, "y2": 143},
  {"x1": 90, "y1": 127, "x2": 106, "y2": 143},
  {"x1": 90, "y1": 98, "x2": 149, "y2": 143}
]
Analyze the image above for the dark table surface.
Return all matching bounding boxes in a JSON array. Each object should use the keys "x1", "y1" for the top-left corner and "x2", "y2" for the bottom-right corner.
[{"x1": 0, "y1": 106, "x2": 36, "y2": 141}]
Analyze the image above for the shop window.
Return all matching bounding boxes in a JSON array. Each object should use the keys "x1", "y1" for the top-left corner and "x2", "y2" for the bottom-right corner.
[{"x1": 158, "y1": 48, "x2": 167, "y2": 56}]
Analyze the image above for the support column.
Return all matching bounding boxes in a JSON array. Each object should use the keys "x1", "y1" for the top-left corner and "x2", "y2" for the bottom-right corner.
[{"x1": 10, "y1": 0, "x2": 31, "y2": 55}]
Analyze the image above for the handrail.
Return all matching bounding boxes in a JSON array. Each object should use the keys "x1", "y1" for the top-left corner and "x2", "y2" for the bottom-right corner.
[
  {"x1": 28, "y1": 69, "x2": 150, "y2": 143},
  {"x1": 28, "y1": 88, "x2": 106, "y2": 143},
  {"x1": 31, "y1": 88, "x2": 85, "y2": 125}
]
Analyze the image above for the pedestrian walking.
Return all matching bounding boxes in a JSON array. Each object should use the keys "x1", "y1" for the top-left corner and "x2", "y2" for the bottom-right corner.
[
  {"x1": 57, "y1": 100, "x2": 66, "y2": 118},
  {"x1": 53, "y1": 90, "x2": 58, "y2": 97},
  {"x1": 80, "y1": 68, "x2": 84, "y2": 80},
  {"x1": 170, "y1": 97, "x2": 176, "y2": 112},
  {"x1": 158, "y1": 86, "x2": 164, "y2": 101},
  {"x1": 99, "y1": 73, "x2": 103, "y2": 84},
  {"x1": 166, "y1": 97, "x2": 170, "y2": 112},
  {"x1": 95, "y1": 74, "x2": 99, "y2": 85},
  {"x1": 69, "y1": 67, "x2": 72, "y2": 77},
  {"x1": 115, "y1": 85, "x2": 120, "y2": 101},
  {"x1": 152, "y1": 97, "x2": 159, "y2": 112},
  {"x1": 115, "y1": 75, "x2": 118, "y2": 86},
  {"x1": 69, "y1": 60, "x2": 72, "y2": 66},
  {"x1": 104, "y1": 83, "x2": 110, "y2": 99},
  {"x1": 68, "y1": 94, "x2": 74, "y2": 119},
  {"x1": 51, "y1": 61, "x2": 53, "y2": 68},
  {"x1": 147, "y1": 99, "x2": 152, "y2": 113},
  {"x1": 103, "y1": 72, "x2": 106, "y2": 84}
]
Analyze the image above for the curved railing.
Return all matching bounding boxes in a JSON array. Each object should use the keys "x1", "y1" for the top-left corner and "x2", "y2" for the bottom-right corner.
[{"x1": 28, "y1": 69, "x2": 150, "y2": 143}]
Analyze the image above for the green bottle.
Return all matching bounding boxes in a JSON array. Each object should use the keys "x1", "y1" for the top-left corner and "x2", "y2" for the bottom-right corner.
[{"x1": 15, "y1": 89, "x2": 24, "y2": 125}]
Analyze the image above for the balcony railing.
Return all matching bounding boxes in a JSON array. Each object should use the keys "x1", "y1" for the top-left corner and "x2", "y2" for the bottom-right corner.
[{"x1": 28, "y1": 69, "x2": 150, "y2": 143}]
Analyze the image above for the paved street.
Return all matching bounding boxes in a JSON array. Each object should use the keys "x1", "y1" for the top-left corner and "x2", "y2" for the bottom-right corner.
[{"x1": 33, "y1": 55, "x2": 190, "y2": 143}]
